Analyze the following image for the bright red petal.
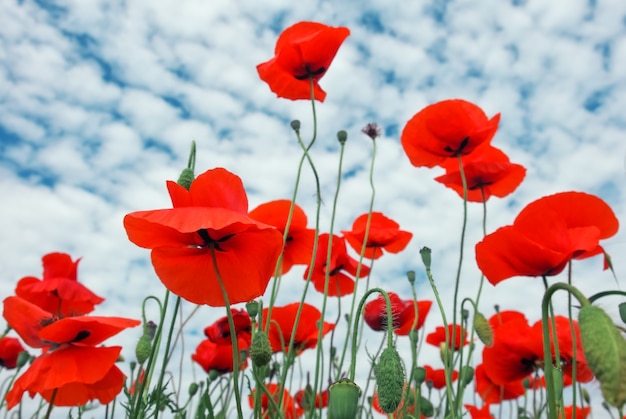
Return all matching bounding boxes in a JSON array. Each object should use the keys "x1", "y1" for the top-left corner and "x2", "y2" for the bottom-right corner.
[
  {"x1": 41, "y1": 252, "x2": 80, "y2": 282},
  {"x1": 3, "y1": 297, "x2": 51, "y2": 348},
  {"x1": 38, "y1": 316, "x2": 139, "y2": 346},
  {"x1": 394, "y1": 300, "x2": 433, "y2": 335}
]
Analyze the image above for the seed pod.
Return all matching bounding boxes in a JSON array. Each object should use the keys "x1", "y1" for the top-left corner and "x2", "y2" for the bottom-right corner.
[
  {"x1": 375, "y1": 347, "x2": 405, "y2": 413},
  {"x1": 579, "y1": 305, "x2": 626, "y2": 409},
  {"x1": 473, "y1": 312, "x2": 493, "y2": 347},
  {"x1": 249, "y1": 331, "x2": 272, "y2": 367},
  {"x1": 328, "y1": 378, "x2": 361, "y2": 419}
]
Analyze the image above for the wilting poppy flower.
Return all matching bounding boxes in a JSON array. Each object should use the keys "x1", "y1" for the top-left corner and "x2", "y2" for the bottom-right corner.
[
  {"x1": 434, "y1": 145, "x2": 526, "y2": 202},
  {"x1": 474, "y1": 364, "x2": 525, "y2": 404},
  {"x1": 295, "y1": 387, "x2": 329, "y2": 410},
  {"x1": 262, "y1": 303, "x2": 335, "y2": 354},
  {"x1": 203, "y1": 309, "x2": 252, "y2": 344},
  {"x1": 15, "y1": 252, "x2": 104, "y2": 317},
  {"x1": 249, "y1": 383, "x2": 304, "y2": 419},
  {"x1": 559, "y1": 406, "x2": 590, "y2": 419},
  {"x1": 0, "y1": 337, "x2": 25, "y2": 369},
  {"x1": 257, "y1": 21, "x2": 350, "y2": 102},
  {"x1": 3, "y1": 297, "x2": 139, "y2": 409},
  {"x1": 426, "y1": 324, "x2": 469, "y2": 350},
  {"x1": 124, "y1": 168, "x2": 284, "y2": 306},
  {"x1": 464, "y1": 403, "x2": 494, "y2": 419},
  {"x1": 423, "y1": 365, "x2": 459, "y2": 390},
  {"x1": 476, "y1": 191, "x2": 618, "y2": 285},
  {"x1": 401, "y1": 99, "x2": 501, "y2": 168},
  {"x1": 249, "y1": 200, "x2": 315, "y2": 274},
  {"x1": 304, "y1": 233, "x2": 370, "y2": 296},
  {"x1": 342, "y1": 212, "x2": 412, "y2": 259},
  {"x1": 363, "y1": 292, "x2": 432, "y2": 336},
  {"x1": 481, "y1": 313, "x2": 592, "y2": 386}
]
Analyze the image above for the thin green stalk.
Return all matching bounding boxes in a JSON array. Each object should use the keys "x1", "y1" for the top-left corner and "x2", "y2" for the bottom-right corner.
[{"x1": 208, "y1": 245, "x2": 244, "y2": 419}]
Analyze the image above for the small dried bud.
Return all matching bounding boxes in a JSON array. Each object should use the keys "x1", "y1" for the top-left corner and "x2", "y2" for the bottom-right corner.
[
  {"x1": 361, "y1": 123, "x2": 382, "y2": 140},
  {"x1": 144, "y1": 321, "x2": 157, "y2": 340},
  {"x1": 250, "y1": 331, "x2": 272, "y2": 368},
  {"x1": 375, "y1": 347, "x2": 405, "y2": 413}
]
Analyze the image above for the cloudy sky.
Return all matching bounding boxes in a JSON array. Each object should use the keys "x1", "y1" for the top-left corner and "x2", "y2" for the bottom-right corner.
[{"x1": 1, "y1": 0, "x2": 626, "y2": 416}]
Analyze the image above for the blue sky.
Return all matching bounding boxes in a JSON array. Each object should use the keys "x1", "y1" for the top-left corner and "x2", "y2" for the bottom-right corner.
[{"x1": 1, "y1": 0, "x2": 626, "y2": 416}]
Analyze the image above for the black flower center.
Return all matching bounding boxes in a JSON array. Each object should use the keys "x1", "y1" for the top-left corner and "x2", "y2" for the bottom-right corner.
[
  {"x1": 197, "y1": 229, "x2": 235, "y2": 251},
  {"x1": 443, "y1": 136, "x2": 470, "y2": 156}
]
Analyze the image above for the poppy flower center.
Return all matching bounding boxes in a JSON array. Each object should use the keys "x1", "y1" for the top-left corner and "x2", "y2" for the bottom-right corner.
[
  {"x1": 197, "y1": 229, "x2": 235, "y2": 252},
  {"x1": 443, "y1": 136, "x2": 470, "y2": 156},
  {"x1": 294, "y1": 64, "x2": 326, "y2": 80},
  {"x1": 73, "y1": 330, "x2": 91, "y2": 342}
]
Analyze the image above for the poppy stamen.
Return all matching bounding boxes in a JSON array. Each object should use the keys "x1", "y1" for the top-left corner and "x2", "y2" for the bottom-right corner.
[{"x1": 443, "y1": 136, "x2": 470, "y2": 156}]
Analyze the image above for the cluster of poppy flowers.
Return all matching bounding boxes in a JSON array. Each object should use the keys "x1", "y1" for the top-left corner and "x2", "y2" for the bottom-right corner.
[
  {"x1": 1, "y1": 19, "x2": 620, "y2": 419},
  {"x1": 0, "y1": 252, "x2": 139, "y2": 409}
]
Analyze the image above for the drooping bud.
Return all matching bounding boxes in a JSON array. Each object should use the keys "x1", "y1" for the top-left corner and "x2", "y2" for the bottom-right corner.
[
  {"x1": 579, "y1": 305, "x2": 626, "y2": 409},
  {"x1": 374, "y1": 347, "x2": 405, "y2": 413},
  {"x1": 328, "y1": 378, "x2": 361, "y2": 419},
  {"x1": 250, "y1": 331, "x2": 272, "y2": 368},
  {"x1": 460, "y1": 366, "x2": 474, "y2": 386},
  {"x1": 337, "y1": 130, "x2": 348, "y2": 145},
  {"x1": 473, "y1": 312, "x2": 493, "y2": 347},
  {"x1": 419, "y1": 247, "x2": 431, "y2": 270},
  {"x1": 16, "y1": 351, "x2": 30, "y2": 368}
]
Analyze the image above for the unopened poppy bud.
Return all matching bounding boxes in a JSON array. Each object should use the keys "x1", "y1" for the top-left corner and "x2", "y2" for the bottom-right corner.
[
  {"x1": 406, "y1": 270, "x2": 416, "y2": 285},
  {"x1": 135, "y1": 334, "x2": 153, "y2": 365},
  {"x1": 460, "y1": 366, "x2": 474, "y2": 386},
  {"x1": 328, "y1": 378, "x2": 361, "y2": 419},
  {"x1": 375, "y1": 347, "x2": 405, "y2": 413},
  {"x1": 419, "y1": 247, "x2": 432, "y2": 269},
  {"x1": 188, "y1": 382, "x2": 199, "y2": 397},
  {"x1": 419, "y1": 396, "x2": 434, "y2": 417},
  {"x1": 439, "y1": 342, "x2": 452, "y2": 367},
  {"x1": 208, "y1": 369, "x2": 220, "y2": 382},
  {"x1": 337, "y1": 130, "x2": 348, "y2": 145},
  {"x1": 473, "y1": 312, "x2": 493, "y2": 347},
  {"x1": 290, "y1": 120, "x2": 301, "y2": 133},
  {"x1": 16, "y1": 351, "x2": 30, "y2": 368},
  {"x1": 177, "y1": 168, "x2": 195, "y2": 190},
  {"x1": 246, "y1": 301, "x2": 259, "y2": 320},
  {"x1": 409, "y1": 330, "x2": 419, "y2": 346},
  {"x1": 579, "y1": 304, "x2": 626, "y2": 409},
  {"x1": 414, "y1": 366, "x2": 427, "y2": 385},
  {"x1": 250, "y1": 331, "x2": 272, "y2": 367},
  {"x1": 619, "y1": 302, "x2": 626, "y2": 324}
]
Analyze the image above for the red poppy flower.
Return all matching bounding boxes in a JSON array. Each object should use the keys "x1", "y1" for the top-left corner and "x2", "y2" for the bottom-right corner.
[
  {"x1": 203, "y1": 309, "x2": 252, "y2": 344},
  {"x1": 2, "y1": 297, "x2": 139, "y2": 409},
  {"x1": 363, "y1": 292, "x2": 432, "y2": 336},
  {"x1": 474, "y1": 364, "x2": 525, "y2": 404},
  {"x1": 249, "y1": 383, "x2": 304, "y2": 419},
  {"x1": 464, "y1": 403, "x2": 494, "y2": 419},
  {"x1": 0, "y1": 337, "x2": 25, "y2": 369},
  {"x1": 257, "y1": 21, "x2": 350, "y2": 102},
  {"x1": 249, "y1": 200, "x2": 315, "y2": 274},
  {"x1": 426, "y1": 324, "x2": 469, "y2": 350},
  {"x1": 481, "y1": 313, "x2": 592, "y2": 386},
  {"x1": 303, "y1": 233, "x2": 370, "y2": 296},
  {"x1": 423, "y1": 365, "x2": 459, "y2": 389},
  {"x1": 434, "y1": 145, "x2": 526, "y2": 202},
  {"x1": 124, "y1": 168, "x2": 284, "y2": 306},
  {"x1": 192, "y1": 335, "x2": 250, "y2": 374},
  {"x1": 262, "y1": 303, "x2": 335, "y2": 354},
  {"x1": 294, "y1": 387, "x2": 329, "y2": 410},
  {"x1": 559, "y1": 406, "x2": 590, "y2": 419},
  {"x1": 15, "y1": 252, "x2": 104, "y2": 317},
  {"x1": 401, "y1": 99, "x2": 501, "y2": 168},
  {"x1": 341, "y1": 212, "x2": 412, "y2": 259},
  {"x1": 476, "y1": 191, "x2": 618, "y2": 285}
]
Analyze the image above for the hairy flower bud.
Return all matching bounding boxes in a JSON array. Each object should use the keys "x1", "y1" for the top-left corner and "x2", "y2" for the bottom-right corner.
[
  {"x1": 328, "y1": 378, "x2": 361, "y2": 419},
  {"x1": 177, "y1": 168, "x2": 195, "y2": 190},
  {"x1": 375, "y1": 347, "x2": 405, "y2": 413},
  {"x1": 250, "y1": 331, "x2": 272, "y2": 367},
  {"x1": 473, "y1": 312, "x2": 493, "y2": 347},
  {"x1": 135, "y1": 334, "x2": 153, "y2": 365},
  {"x1": 579, "y1": 305, "x2": 626, "y2": 409}
]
